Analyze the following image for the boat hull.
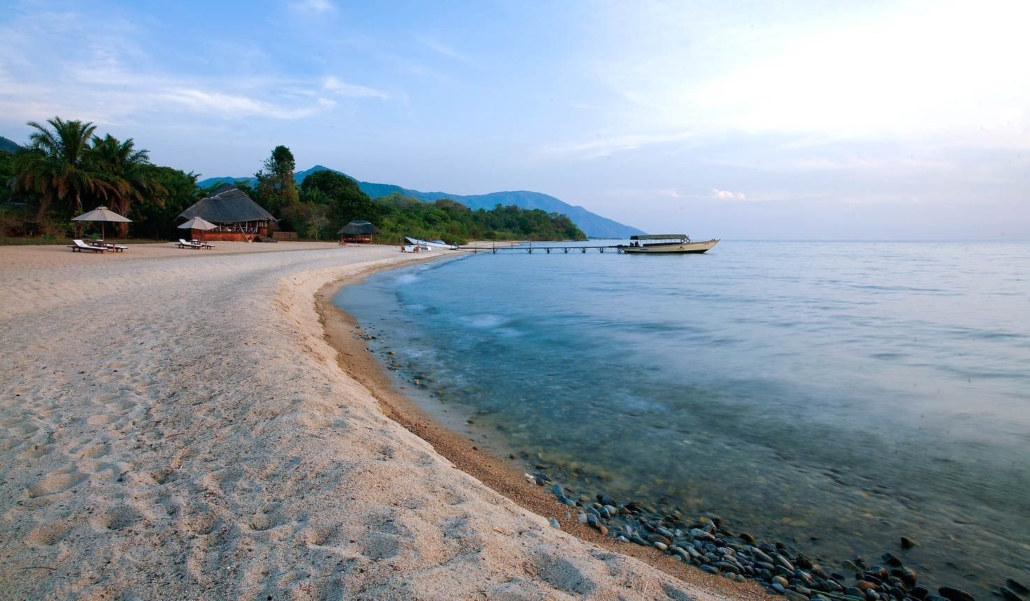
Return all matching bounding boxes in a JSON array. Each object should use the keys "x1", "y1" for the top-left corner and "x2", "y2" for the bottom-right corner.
[{"x1": 619, "y1": 239, "x2": 719, "y2": 254}]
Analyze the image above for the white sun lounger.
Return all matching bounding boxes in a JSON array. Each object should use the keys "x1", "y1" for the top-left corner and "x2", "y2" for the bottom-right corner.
[
  {"x1": 177, "y1": 239, "x2": 214, "y2": 249},
  {"x1": 70, "y1": 239, "x2": 106, "y2": 253}
]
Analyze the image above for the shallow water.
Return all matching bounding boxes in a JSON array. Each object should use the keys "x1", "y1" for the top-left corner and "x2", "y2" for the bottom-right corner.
[{"x1": 336, "y1": 241, "x2": 1030, "y2": 593}]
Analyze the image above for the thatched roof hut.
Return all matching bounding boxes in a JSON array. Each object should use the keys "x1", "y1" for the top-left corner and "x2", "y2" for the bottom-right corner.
[
  {"x1": 178, "y1": 184, "x2": 275, "y2": 224},
  {"x1": 337, "y1": 220, "x2": 380, "y2": 244}
]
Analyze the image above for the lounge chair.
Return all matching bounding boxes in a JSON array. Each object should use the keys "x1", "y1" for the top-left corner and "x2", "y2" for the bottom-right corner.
[
  {"x1": 70, "y1": 239, "x2": 106, "y2": 253},
  {"x1": 177, "y1": 239, "x2": 202, "y2": 249},
  {"x1": 105, "y1": 243, "x2": 128, "y2": 252}
]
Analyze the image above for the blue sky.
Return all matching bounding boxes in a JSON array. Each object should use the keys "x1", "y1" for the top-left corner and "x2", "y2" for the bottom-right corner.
[{"x1": 1, "y1": 0, "x2": 1027, "y2": 238}]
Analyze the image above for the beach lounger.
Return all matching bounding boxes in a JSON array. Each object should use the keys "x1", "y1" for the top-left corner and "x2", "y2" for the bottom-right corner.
[
  {"x1": 178, "y1": 239, "x2": 203, "y2": 249},
  {"x1": 70, "y1": 239, "x2": 106, "y2": 253}
]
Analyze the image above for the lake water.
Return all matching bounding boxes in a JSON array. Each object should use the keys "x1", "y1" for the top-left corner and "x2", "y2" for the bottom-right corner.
[{"x1": 335, "y1": 241, "x2": 1030, "y2": 593}]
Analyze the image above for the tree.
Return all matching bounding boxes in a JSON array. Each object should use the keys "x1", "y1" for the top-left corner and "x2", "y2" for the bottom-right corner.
[
  {"x1": 299, "y1": 169, "x2": 384, "y2": 232},
  {"x1": 88, "y1": 134, "x2": 167, "y2": 235},
  {"x1": 12, "y1": 117, "x2": 113, "y2": 220},
  {"x1": 129, "y1": 166, "x2": 197, "y2": 240},
  {"x1": 255, "y1": 145, "x2": 298, "y2": 220}
]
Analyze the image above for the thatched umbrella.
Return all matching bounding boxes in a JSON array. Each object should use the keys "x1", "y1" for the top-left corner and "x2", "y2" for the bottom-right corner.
[
  {"x1": 337, "y1": 220, "x2": 380, "y2": 236},
  {"x1": 72, "y1": 206, "x2": 132, "y2": 240},
  {"x1": 178, "y1": 216, "x2": 217, "y2": 231}
]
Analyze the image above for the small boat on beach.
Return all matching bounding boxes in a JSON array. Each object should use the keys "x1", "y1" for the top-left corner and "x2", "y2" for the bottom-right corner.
[
  {"x1": 405, "y1": 237, "x2": 458, "y2": 250},
  {"x1": 618, "y1": 234, "x2": 719, "y2": 254}
]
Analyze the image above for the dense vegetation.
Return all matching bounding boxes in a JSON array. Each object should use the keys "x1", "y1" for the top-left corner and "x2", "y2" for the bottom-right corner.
[{"x1": 2, "y1": 116, "x2": 584, "y2": 243}]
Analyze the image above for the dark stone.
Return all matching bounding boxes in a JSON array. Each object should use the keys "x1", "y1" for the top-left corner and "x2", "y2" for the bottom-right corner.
[
  {"x1": 882, "y1": 553, "x2": 903, "y2": 568},
  {"x1": 938, "y1": 588, "x2": 975, "y2": 601},
  {"x1": 1008, "y1": 582, "x2": 1030, "y2": 597},
  {"x1": 891, "y1": 567, "x2": 918, "y2": 588},
  {"x1": 900, "y1": 537, "x2": 916, "y2": 549},
  {"x1": 911, "y1": 586, "x2": 930, "y2": 600},
  {"x1": 754, "y1": 549, "x2": 775, "y2": 564},
  {"x1": 718, "y1": 562, "x2": 740, "y2": 574},
  {"x1": 772, "y1": 583, "x2": 787, "y2": 594},
  {"x1": 700, "y1": 564, "x2": 719, "y2": 574},
  {"x1": 1000, "y1": 587, "x2": 1025, "y2": 601},
  {"x1": 786, "y1": 591, "x2": 810, "y2": 601},
  {"x1": 741, "y1": 532, "x2": 756, "y2": 543}
]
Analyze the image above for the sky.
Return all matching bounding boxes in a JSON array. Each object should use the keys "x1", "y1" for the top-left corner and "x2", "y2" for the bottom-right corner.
[{"x1": 1, "y1": 0, "x2": 1027, "y2": 239}]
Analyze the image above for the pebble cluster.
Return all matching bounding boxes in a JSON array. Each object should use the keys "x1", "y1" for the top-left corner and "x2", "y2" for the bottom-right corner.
[{"x1": 530, "y1": 474, "x2": 1027, "y2": 601}]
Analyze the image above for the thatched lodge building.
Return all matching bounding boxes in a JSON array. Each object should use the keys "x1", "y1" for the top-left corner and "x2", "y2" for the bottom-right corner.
[
  {"x1": 178, "y1": 184, "x2": 276, "y2": 242},
  {"x1": 337, "y1": 220, "x2": 380, "y2": 244}
]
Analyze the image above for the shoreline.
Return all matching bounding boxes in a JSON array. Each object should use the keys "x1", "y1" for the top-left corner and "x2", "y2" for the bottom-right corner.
[
  {"x1": 315, "y1": 260, "x2": 768, "y2": 598},
  {"x1": 0, "y1": 242, "x2": 760, "y2": 599}
]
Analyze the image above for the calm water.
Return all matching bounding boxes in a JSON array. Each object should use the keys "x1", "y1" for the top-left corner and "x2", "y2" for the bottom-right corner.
[{"x1": 336, "y1": 241, "x2": 1030, "y2": 592}]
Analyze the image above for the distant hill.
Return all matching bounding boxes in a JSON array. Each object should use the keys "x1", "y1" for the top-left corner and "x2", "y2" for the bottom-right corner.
[
  {"x1": 200, "y1": 166, "x2": 644, "y2": 239},
  {"x1": 0, "y1": 135, "x2": 24, "y2": 154}
]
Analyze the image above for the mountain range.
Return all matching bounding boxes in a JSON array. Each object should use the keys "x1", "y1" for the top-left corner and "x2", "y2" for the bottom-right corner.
[
  {"x1": 198, "y1": 166, "x2": 644, "y2": 239},
  {"x1": 0, "y1": 135, "x2": 23, "y2": 154}
]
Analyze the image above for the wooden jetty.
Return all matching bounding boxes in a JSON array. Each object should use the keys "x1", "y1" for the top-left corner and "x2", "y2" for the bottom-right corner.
[{"x1": 459, "y1": 242, "x2": 622, "y2": 254}]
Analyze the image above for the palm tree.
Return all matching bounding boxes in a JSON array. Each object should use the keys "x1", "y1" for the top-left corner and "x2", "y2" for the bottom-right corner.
[
  {"x1": 89, "y1": 134, "x2": 167, "y2": 235},
  {"x1": 12, "y1": 117, "x2": 113, "y2": 220}
]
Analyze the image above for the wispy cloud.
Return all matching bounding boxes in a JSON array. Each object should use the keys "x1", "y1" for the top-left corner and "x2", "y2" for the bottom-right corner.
[
  {"x1": 543, "y1": 131, "x2": 693, "y2": 160},
  {"x1": 713, "y1": 188, "x2": 746, "y2": 201},
  {"x1": 323, "y1": 76, "x2": 389, "y2": 99},
  {"x1": 291, "y1": 0, "x2": 334, "y2": 14},
  {"x1": 160, "y1": 89, "x2": 335, "y2": 120},
  {"x1": 417, "y1": 36, "x2": 477, "y2": 66}
]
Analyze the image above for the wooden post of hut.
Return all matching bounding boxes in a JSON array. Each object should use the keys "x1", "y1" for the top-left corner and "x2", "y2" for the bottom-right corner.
[{"x1": 337, "y1": 220, "x2": 380, "y2": 245}]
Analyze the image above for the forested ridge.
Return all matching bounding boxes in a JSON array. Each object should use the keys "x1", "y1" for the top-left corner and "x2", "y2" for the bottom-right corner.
[{"x1": 1, "y1": 117, "x2": 585, "y2": 243}]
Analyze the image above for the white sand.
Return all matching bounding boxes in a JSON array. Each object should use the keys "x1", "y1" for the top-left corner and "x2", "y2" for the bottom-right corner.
[{"x1": 0, "y1": 242, "x2": 748, "y2": 600}]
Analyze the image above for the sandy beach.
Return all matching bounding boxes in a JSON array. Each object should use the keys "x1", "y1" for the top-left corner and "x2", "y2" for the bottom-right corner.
[{"x1": 0, "y1": 242, "x2": 761, "y2": 600}]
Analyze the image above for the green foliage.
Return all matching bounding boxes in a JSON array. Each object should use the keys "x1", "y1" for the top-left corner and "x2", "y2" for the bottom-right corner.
[
  {"x1": 87, "y1": 134, "x2": 167, "y2": 236},
  {"x1": 12, "y1": 117, "x2": 111, "y2": 220},
  {"x1": 299, "y1": 169, "x2": 385, "y2": 239},
  {"x1": 255, "y1": 145, "x2": 298, "y2": 220},
  {"x1": 374, "y1": 197, "x2": 585, "y2": 245},
  {"x1": 128, "y1": 166, "x2": 198, "y2": 240},
  {"x1": 3, "y1": 122, "x2": 587, "y2": 243}
]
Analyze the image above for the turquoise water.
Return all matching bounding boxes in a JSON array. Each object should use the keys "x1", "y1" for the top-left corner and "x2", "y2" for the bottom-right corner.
[{"x1": 336, "y1": 241, "x2": 1030, "y2": 593}]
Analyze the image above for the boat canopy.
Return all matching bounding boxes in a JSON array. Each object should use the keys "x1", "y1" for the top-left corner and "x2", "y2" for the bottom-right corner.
[{"x1": 630, "y1": 234, "x2": 687, "y2": 240}]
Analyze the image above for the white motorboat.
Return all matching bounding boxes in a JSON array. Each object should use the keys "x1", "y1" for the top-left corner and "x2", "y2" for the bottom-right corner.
[{"x1": 618, "y1": 234, "x2": 719, "y2": 254}]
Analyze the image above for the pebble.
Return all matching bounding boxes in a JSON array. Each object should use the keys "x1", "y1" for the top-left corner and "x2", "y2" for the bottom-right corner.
[
  {"x1": 775, "y1": 554, "x2": 796, "y2": 572},
  {"x1": 754, "y1": 549, "x2": 775, "y2": 564},
  {"x1": 535, "y1": 476, "x2": 1014, "y2": 601}
]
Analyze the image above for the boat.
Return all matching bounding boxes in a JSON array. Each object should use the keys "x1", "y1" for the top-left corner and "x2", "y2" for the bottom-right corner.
[
  {"x1": 405, "y1": 237, "x2": 458, "y2": 250},
  {"x1": 617, "y1": 234, "x2": 719, "y2": 254}
]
